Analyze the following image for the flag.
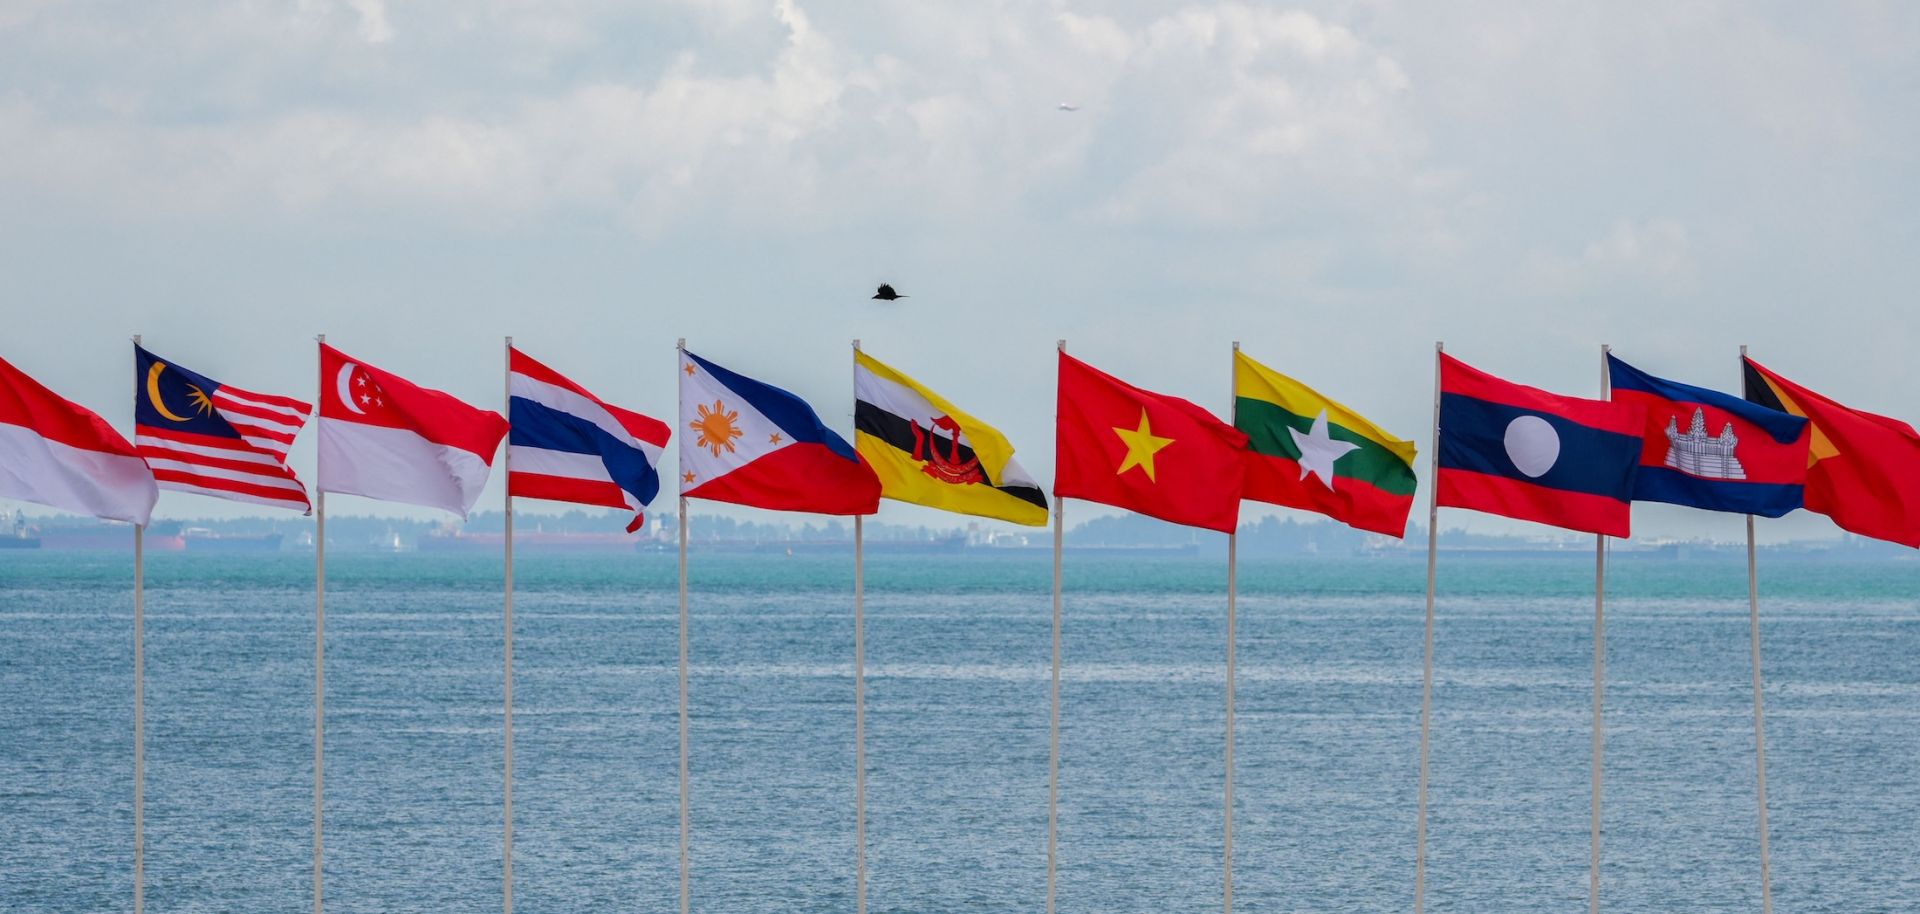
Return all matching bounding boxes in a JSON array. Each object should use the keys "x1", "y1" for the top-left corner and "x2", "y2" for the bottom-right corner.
[
  {"x1": 1234, "y1": 350, "x2": 1417, "y2": 536},
  {"x1": 1607, "y1": 354, "x2": 1808, "y2": 517},
  {"x1": 1743, "y1": 357, "x2": 1920, "y2": 547},
  {"x1": 678, "y1": 350, "x2": 880, "y2": 515},
  {"x1": 317, "y1": 344, "x2": 509, "y2": 517},
  {"x1": 853, "y1": 350, "x2": 1047, "y2": 526},
  {"x1": 1054, "y1": 351, "x2": 1248, "y2": 533},
  {"x1": 134, "y1": 345, "x2": 313, "y2": 513},
  {"x1": 1437, "y1": 353, "x2": 1644, "y2": 537},
  {"x1": 0, "y1": 353, "x2": 157, "y2": 524},
  {"x1": 508, "y1": 348, "x2": 669, "y2": 532}
]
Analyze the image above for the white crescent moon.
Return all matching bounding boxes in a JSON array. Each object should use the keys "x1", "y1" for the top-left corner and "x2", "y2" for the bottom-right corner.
[{"x1": 336, "y1": 362, "x2": 366, "y2": 415}]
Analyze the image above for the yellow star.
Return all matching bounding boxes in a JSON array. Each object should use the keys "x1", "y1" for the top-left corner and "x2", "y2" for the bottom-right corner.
[
  {"x1": 769, "y1": 432, "x2": 783, "y2": 445},
  {"x1": 683, "y1": 362, "x2": 696, "y2": 376},
  {"x1": 1112, "y1": 409, "x2": 1174, "y2": 482},
  {"x1": 682, "y1": 471, "x2": 696, "y2": 484}
]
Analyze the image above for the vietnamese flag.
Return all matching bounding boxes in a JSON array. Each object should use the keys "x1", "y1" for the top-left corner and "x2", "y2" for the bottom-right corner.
[
  {"x1": 1054, "y1": 352, "x2": 1248, "y2": 533},
  {"x1": 1743, "y1": 357, "x2": 1920, "y2": 547}
]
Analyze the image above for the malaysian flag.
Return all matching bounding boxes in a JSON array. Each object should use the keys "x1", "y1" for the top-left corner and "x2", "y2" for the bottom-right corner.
[
  {"x1": 134, "y1": 345, "x2": 313, "y2": 512},
  {"x1": 509, "y1": 347, "x2": 667, "y2": 530}
]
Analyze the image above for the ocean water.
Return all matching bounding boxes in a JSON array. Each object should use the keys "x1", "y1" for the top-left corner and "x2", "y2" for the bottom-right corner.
[{"x1": 0, "y1": 551, "x2": 1916, "y2": 913}]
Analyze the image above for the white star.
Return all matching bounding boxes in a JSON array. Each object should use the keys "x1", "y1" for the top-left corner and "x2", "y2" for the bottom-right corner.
[{"x1": 1289, "y1": 409, "x2": 1360, "y2": 489}]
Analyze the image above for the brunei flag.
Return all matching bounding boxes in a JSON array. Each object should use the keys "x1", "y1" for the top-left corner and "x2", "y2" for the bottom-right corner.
[
  {"x1": 1743, "y1": 357, "x2": 1920, "y2": 547},
  {"x1": 1234, "y1": 350, "x2": 1417, "y2": 537},
  {"x1": 853, "y1": 351, "x2": 1048, "y2": 525}
]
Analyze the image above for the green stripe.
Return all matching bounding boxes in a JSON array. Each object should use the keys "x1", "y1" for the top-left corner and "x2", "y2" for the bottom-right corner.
[{"x1": 1235, "y1": 397, "x2": 1418, "y2": 497}]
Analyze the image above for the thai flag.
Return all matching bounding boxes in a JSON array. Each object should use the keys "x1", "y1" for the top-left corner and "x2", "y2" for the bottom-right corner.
[
  {"x1": 1, "y1": 352, "x2": 157, "y2": 525},
  {"x1": 134, "y1": 345, "x2": 313, "y2": 513},
  {"x1": 508, "y1": 348, "x2": 668, "y2": 531}
]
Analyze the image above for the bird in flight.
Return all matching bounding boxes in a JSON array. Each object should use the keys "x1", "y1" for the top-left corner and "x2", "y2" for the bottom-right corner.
[
  {"x1": 1057, "y1": 102, "x2": 1079, "y2": 112},
  {"x1": 872, "y1": 283, "x2": 907, "y2": 301}
]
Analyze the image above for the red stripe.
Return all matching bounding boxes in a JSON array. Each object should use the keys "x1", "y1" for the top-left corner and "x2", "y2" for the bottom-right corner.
[
  {"x1": 153, "y1": 468, "x2": 311, "y2": 506},
  {"x1": 136, "y1": 424, "x2": 280, "y2": 455},
  {"x1": 511, "y1": 347, "x2": 669, "y2": 445},
  {"x1": 685, "y1": 442, "x2": 881, "y2": 515},
  {"x1": 1242, "y1": 452, "x2": 1415, "y2": 537},
  {"x1": 138, "y1": 444, "x2": 298, "y2": 479},
  {"x1": 216, "y1": 397, "x2": 310, "y2": 426},
  {"x1": 509, "y1": 472, "x2": 630, "y2": 510},
  {"x1": 1440, "y1": 354, "x2": 1640, "y2": 435},
  {"x1": 226, "y1": 422, "x2": 297, "y2": 445},
  {"x1": 214, "y1": 386, "x2": 311, "y2": 414},
  {"x1": 1437, "y1": 466, "x2": 1631, "y2": 537},
  {"x1": 320, "y1": 344, "x2": 508, "y2": 460},
  {"x1": 509, "y1": 347, "x2": 600, "y2": 400},
  {"x1": 0, "y1": 355, "x2": 139, "y2": 455}
]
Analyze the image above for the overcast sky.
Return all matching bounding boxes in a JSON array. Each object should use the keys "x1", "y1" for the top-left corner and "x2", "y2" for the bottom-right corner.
[{"x1": 3, "y1": 0, "x2": 1916, "y2": 542}]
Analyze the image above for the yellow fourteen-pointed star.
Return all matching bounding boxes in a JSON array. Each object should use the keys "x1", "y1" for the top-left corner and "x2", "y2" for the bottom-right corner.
[{"x1": 1112, "y1": 409, "x2": 1175, "y2": 482}]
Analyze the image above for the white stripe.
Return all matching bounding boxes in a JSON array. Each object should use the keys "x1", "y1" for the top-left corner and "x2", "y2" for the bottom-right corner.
[
  {"x1": 136, "y1": 435, "x2": 284, "y2": 467},
  {"x1": 318, "y1": 417, "x2": 495, "y2": 516},
  {"x1": 214, "y1": 390, "x2": 309, "y2": 423},
  {"x1": 145, "y1": 457, "x2": 305, "y2": 492},
  {"x1": 854, "y1": 365, "x2": 951, "y2": 435},
  {"x1": 216, "y1": 406, "x2": 304, "y2": 437},
  {"x1": 507, "y1": 446, "x2": 616, "y2": 485},
  {"x1": 160, "y1": 481, "x2": 309, "y2": 511},
  {"x1": 0, "y1": 422, "x2": 157, "y2": 525},
  {"x1": 511, "y1": 373, "x2": 645, "y2": 449}
]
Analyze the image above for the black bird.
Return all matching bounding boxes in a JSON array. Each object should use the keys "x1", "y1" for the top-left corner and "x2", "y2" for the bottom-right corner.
[{"x1": 872, "y1": 283, "x2": 907, "y2": 301}]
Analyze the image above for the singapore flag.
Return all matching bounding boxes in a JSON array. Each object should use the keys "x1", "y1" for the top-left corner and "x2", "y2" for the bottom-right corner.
[{"x1": 317, "y1": 344, "x2": 509, "y2": 516}]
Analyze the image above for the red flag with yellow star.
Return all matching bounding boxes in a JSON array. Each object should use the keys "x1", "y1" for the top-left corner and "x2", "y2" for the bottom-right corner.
[{"x1": 1054, "y1": 351, "x2": 1249, "y2": 533}]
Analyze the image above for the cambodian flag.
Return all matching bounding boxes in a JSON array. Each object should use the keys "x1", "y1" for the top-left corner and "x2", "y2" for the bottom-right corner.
[
  {"x1": 1436, "y1": 353, "x2": 1645, "y2": 537},
  {"x1": 508, "y1": 348, "x2": 668, "y2": 531},
  {"x1": 1607, "y1": 354, "x2": 1808, "y2": 517},
  {"x1": 678, "y1": 350, "x2": 880, "y2": 515}
]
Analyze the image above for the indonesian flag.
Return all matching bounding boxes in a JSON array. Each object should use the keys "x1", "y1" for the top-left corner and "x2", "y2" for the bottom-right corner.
[
  {"x1": 0, "y1": 354, "x2": 158, "y2": 525},
  {"x1": 317, "y1": 344, "x2": 509, "y2": 517}
]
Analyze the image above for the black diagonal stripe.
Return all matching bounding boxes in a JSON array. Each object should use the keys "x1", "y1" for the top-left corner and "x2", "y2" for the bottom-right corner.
[
  {"x1": 1742, "y1": 359, "x2": 1790, "y2": 413},
  {"x1": 855, "y1": 399, "x2": 1048, "y2": 510}
]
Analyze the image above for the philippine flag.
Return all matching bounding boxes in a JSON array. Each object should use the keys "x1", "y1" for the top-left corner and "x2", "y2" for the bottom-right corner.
[
  {"x1": 1436, "y1": 353, "x2": 1645, "y2": 537},
  {"x1": 678, "y1": 350, "x2": 880, "y2": 515},
  {"x1": 317, "y1": 344, "x2": 510, "y2": 517},
  {"x1": 0, "y1": 353, "x2": 158, "y2": 525},
  {"x1": 508, "y1": 347, "x2": 668, "y2": 531}
]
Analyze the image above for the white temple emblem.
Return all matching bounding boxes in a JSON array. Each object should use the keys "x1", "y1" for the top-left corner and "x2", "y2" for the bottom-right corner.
[{"x1": 1664, "y1": 407, "x2": 1746, "y2": 479}]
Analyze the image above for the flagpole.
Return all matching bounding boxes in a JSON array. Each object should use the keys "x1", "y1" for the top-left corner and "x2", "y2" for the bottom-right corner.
[
  {"x1": 1224, "y1": 341, "x2": 1239, "y2": 914},
  {"x1": 1414, "y1": 341, "x2": 1442, "y2": 914},
  {"x1": 313, "y1": 333, "x2": 327, "y2": 914},
  {"x1": 851, "y1": 338, "x2": 868, "y2": 914},
  {"x1": 1046, "y1": 339, "x2": 1066, "y2": 914},
  {"x1": 676, "y1": 338, "x2": 691, "y2": 914},
  {"x1": 502, "y1": 336, "x2": 515, "y2": 914},
  {"x1": 1740, "y1": 344, "x2": 1774, "y2": 914},
  {"x1": 130, "y1": 333, "x2": 145, "y2": 914},
  {"x1": 1591, "y1": 344, "x2": 1611, "y2": 914}
]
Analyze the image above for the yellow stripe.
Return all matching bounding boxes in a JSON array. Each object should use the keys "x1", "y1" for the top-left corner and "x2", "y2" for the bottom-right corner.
[
  {"x1": 856, "y1": 350, "x2": 1019, "y2": 484},
  {"x1": 1233, "y1": 350, "x2": 1416, "y2": 463},
  {"x1": 856, "y1": 431, "x2": 1048, "y2": 525},
  {"x1": 1759, "y1": 374, "x2": 1839, "y2": 464}
]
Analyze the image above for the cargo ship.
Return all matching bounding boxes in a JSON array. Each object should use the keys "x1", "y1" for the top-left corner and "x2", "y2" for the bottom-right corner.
[
  {"x1": 181, "y1": 527, "x2": 286, "y2": 553},
  {"x1": 0, "y1": 511, "x2": 41, "y2": 550}
]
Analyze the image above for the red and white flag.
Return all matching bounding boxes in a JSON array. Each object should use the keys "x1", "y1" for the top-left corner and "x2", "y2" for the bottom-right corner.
[
  {"x1": 134, "y1": 345, "x2": 313, "y2": 512},
  {"x1": 317, "y1": 344, "x2": 509, "y2": 516},
  {"x1": 0, "y1": 354, "x2": 158, "y2": 525}
]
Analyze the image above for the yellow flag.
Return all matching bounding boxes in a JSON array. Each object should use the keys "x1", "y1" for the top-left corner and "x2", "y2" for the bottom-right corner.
[{"x1": 853, "y1": 351, "x2": 1048, "y2": 525}]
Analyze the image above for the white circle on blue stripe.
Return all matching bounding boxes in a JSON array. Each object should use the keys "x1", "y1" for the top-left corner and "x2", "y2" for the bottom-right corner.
[{"x1": 1503, "y1": 415, "x2": 1560, "y2": 478}]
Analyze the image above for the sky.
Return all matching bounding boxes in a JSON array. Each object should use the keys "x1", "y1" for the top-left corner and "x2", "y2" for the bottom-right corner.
[{"x1": 3, "y1": 0, "x2": 1917, "y2": 542}]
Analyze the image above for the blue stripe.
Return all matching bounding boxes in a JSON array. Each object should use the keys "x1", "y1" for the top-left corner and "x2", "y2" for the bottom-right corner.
[
  {"x1": 685, "y1": 351, "x2": 858, "y2": 462},
  {"x1": 134, "y1": 345, "x2": 242, "y2": 440},
  {"x1": 1631, "y1": 466, "x2": 1804, "y2": 518},
  {"x1": 1438, "y1": 392, "x2": 1640, "y2": 501},
  {"x1": 509, "y1": 396, "x2": 660, "y2": 509},
  {"x1": 1607, "y1": 354, "x2": 1807, "y2": 444}
]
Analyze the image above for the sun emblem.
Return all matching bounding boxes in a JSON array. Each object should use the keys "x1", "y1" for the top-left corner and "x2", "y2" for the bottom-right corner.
[
  {"x1": 691, "y1": 399, "x2": 744, "y2": 457},
  {"x1": 186, "y1": 385, "x2": 216, "y2": 417}
]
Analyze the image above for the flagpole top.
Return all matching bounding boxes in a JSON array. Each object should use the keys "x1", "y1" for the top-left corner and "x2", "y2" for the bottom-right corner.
[
  {"x1": 852, "y1": 339, "x2": 861, "y2": 352},
  {"x1": 1740, "y1": 344, "x2": 1749, "y2": 358},
  {"x1": 1231, "y1": 340, "x2": 1239, "y2": 353},
  {"x1": 1435, "y1": 341, "x2": 1444, "y2": 353},
  {"x1": 1601, "y1": 343, "x2": 1610, "y2": 354},
  {"x1": 1057, "y1": 339, "x2": 1066, "y2": 352},
  {"x1": 132, "y1": 334, "x2": 142, "y2": 346},
  {"x1": 316, "y1": 333, "x2": 326, "y2": 344},
  {"x1": 505, "y1": 335, "x2": 513, "y2": 347},
  {"x1": 676, "y1": 337, "x2": 686, "y2": 351}
]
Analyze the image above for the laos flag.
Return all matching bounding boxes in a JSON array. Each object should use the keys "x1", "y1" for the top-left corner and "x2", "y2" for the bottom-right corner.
[
  {"x1": 1437, "y1": 353, "x2": 1644, "y2": 537},
  {"x1": 678, "y1": 350, "x2": 880, "y2": 515},
  {"x1": 1607, "y1": 354, "x2": 1808, "y2": 517}
]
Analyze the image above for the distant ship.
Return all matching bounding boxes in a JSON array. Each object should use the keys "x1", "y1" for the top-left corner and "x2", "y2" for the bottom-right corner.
[
  {"x1": 38, "y1": 520, "x2": 184, "y2": 552},
  {"x1": 0, "y1": 511, "x2": 41, "y2": 550},
  {"x1": 181, "y1": 527, "x2": 285, "y2": 553},
  {"x1": 417, "y1": 527, "x2": 647, "y2": 554}
]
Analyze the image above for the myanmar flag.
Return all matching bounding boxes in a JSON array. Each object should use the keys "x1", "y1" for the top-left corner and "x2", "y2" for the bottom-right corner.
[
  {"x1": 1055, "y1": 351, "x2": 1248, "y2": 533},
  {"x1": 1235, "y1": 351, "x2": 1418, "y2": 537},
  {"x1": 1743, "y1": 357, "x2": 1920, "y2": 547}
]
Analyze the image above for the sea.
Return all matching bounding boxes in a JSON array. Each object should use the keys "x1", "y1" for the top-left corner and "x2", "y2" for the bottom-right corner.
[{"x1": 1, "y1": 551, "x2": 1916, "y2": 914}]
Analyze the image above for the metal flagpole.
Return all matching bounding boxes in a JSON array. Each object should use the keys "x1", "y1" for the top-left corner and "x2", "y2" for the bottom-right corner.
[
  {"x1": 1224, "y1": 341, "x2": 1240, "y2": 914},
  {"x1": 1046, "y1": 339, "x2": 1066, "y2": 914},
  {"x1": 1414, "y1": 341, "x2": 1442, "y2": 914},
  {"x1": 1740, "y1": 344, "x2": 1774, "y2": 914},
  {"x1": 313, "y1": 333, "x2": 327, "y2": 914},
  {"x1": 131, "y1": 333, "x2": 146, "y2": 914},
  {"x1": 502, "y1": 336, "x2": 515, "y2": 914},
  {"x1": 677, "y1": 338, "x2": 691, "y2": 914},
  {"x1": 852, "y1": 339, "x2": 868, "y2": 914},
  {"x1": 1591, "y1": 344, "x2": 1611, "y2": 914}
]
